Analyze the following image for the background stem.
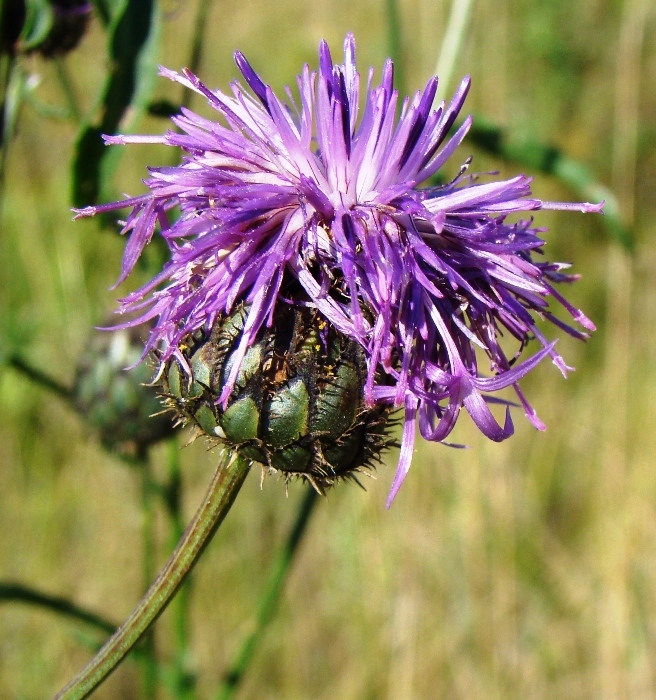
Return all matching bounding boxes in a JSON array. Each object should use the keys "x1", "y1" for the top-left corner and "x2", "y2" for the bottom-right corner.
[
  {"x1": 384, "y1": 0, "x2": 404, "y2": 101},
  {"x1": 5, "y1": 354, "x2": 74, "y2": 403},
  {"x1": 0, "y1": 583, "x2": 117, "y2": 635},
  {"x1": 182, "y1": 0, "x2": 216, "y2": 110},
  {"x1": 54, "y1": 58, "x2": 82, "y2": 124}
]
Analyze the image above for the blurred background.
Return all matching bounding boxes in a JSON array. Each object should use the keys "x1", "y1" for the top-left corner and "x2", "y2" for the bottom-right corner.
[{"x1": 0, "y1": 0, "x2": 655, "y2": 697}]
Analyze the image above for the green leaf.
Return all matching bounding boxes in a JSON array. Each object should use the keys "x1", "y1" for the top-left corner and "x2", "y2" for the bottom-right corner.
[
  {"x1": 71, "y1": 0, "x2": 160, "y2": 207},
  {"x1": 18, "y1": 0, "x2": 55, "y2": 51}
]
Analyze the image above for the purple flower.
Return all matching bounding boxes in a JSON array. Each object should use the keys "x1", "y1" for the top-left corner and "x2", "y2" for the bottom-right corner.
[{"x1": 75, "y1": 34, "x2": 602, "y2": 506}]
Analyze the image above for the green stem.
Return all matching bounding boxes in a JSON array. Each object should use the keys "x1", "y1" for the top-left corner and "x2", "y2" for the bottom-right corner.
[
  {"x1": 214, "y1": 487, "x2": 319, "y2": 700},
  {"x1": 466, "y1": 116, "x2": 632, "y2": 249},
  {"x1": 54, "y1": 452, "x2": 252, "y2": 700},
  {"x1": 434, "y1": 0, "x2": 475, "y2": 102},
  {"x1": 1, "y1": 57, "x2": 22, "y2": 195},
  {"x1": 90, "y1": 0, "x2": 111, "y2": 28},
  {"x1": 0, "y1": 583, "x2": 117, "y2": 635}
]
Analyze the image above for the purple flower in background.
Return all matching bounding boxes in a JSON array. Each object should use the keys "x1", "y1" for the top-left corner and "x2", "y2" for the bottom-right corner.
[{"x1": 75, "y1": 34, "x2": 602, "y2": 506}]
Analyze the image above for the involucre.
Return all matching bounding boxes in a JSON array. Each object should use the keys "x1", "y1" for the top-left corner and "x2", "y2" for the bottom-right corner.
[{"x1": 162, "y1": 305, "x2": 394, "y2": 491}]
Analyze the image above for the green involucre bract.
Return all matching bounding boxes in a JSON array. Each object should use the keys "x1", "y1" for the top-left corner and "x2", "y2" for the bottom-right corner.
[{"x1": 162, "y1": 305, "x2": 395, "y2": 491}]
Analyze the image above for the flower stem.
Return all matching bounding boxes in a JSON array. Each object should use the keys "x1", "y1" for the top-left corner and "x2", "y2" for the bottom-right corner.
[
  {"x1": 214, "y1": 487, "x2": 319, "y2": 700},
  {"x1": 53, "y1": 451, "x2": 251, "y2": 700}
]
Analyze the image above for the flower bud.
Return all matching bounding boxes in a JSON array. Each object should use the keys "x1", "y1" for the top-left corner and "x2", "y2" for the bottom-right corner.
[{"x1": 74, "y1": 326, "x2": 175, "y2": 454}]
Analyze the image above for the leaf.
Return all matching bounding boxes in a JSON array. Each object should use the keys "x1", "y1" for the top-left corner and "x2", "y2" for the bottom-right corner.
[
  {"x1": 18, "y1": 0, "x2": 54, "y2": 51},
  {"x1": 71, "y1": 0, "x2": 160, "y2": 208}
]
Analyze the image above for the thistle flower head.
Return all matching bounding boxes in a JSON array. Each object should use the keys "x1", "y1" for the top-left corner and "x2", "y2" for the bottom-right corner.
[{"x1": 75, "y1": 34, "x2": 602, "y2": 505}]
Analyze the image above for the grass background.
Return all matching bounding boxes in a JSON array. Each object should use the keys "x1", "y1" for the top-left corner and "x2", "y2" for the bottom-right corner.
[{"x1": 1, "y1": 0, "x2": 655, "y2": 697}]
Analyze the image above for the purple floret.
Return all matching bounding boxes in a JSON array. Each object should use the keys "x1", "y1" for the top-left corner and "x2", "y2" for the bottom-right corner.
[{"x1": 75, "y1": 34, "x2": 602, "y2": 506}]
